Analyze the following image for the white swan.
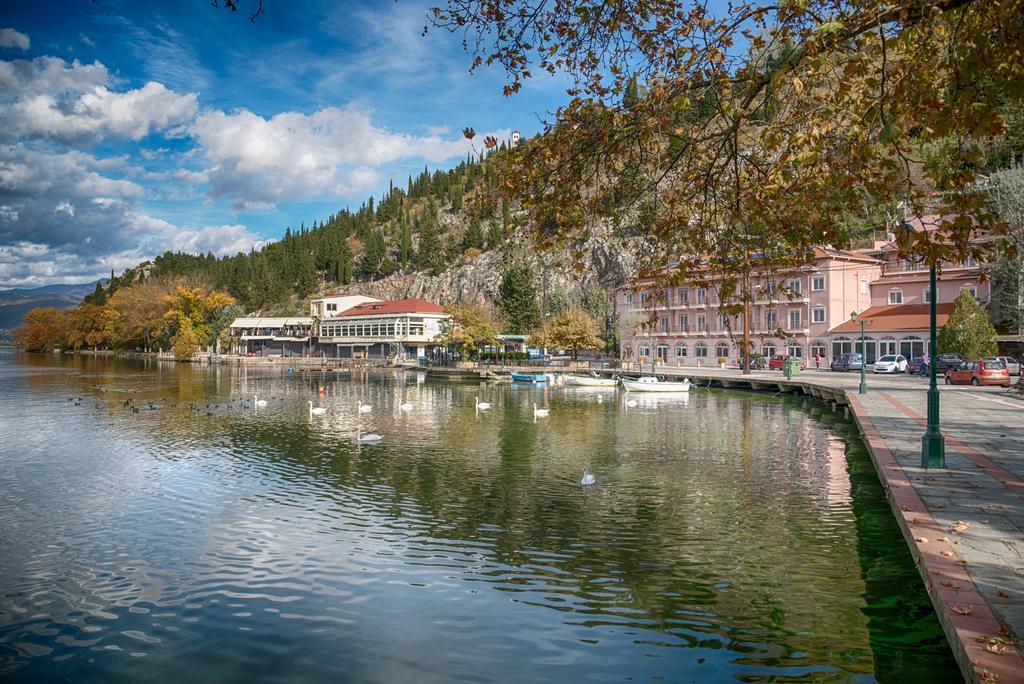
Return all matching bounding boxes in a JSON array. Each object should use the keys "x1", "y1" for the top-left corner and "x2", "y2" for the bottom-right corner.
[
  {"x1": 357, "y1": 432, "x2": 383, "y2": 443},
  {"x1": 474, "y1": 396, "x2": 491, "y2": 411},
  {"x1": 254, "y1": 395, "x2": 268, "y2": 408},
  {"x1": 580, "y1": 469, "x2": 597, "y2": 486},
  {"x1": 533, "y1": 403, "x2": 549, "y2": 418},
  {"x1": 399, "y1": 402, "x2": 414, "y2": 412},
  {"x1": 625, "y1": 398, "x2": 638, "y2": 408},
  {"x1": 308, "y1": 401, "x2": 327, "y2": 416},
  {"x1": 358, "y1": 401, "x2": 372, "y2": 414}
]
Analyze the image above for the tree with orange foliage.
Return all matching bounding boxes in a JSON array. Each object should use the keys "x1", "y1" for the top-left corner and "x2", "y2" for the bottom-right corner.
[{"x1": 12, "y1": 307, "x2": 66, "y2": 351}]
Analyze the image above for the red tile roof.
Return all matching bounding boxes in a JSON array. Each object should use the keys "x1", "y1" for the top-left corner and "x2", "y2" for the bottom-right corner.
[
  {"x1": 830, "y1": 303, "x2": 954, "y2": 334},
  {"x1": 337, "y1": 299, "x2": 445, "y2": 317}
]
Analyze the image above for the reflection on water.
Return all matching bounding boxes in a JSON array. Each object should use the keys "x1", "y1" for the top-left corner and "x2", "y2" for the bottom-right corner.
[{"x1": 0, "y1": 352, "x2": 957, "y2": 682}]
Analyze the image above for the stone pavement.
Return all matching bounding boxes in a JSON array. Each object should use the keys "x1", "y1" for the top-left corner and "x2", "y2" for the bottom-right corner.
[{"x1": 622, "y1": 365, "x2": 1024, "y2": 682}]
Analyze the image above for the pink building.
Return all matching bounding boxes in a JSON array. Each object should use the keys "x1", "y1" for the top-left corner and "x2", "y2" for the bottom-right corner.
[
  {"x1": 618, "y1": 248, "x2": 882, "y2": 366},
  {"x1": 618, "y1": 215, "x2": 993, "y2": 367}
]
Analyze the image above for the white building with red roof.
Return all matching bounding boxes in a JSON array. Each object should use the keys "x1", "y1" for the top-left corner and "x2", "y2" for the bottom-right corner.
[{"x1": 228, "y1": 298, "x2": 450, "y2": 359}]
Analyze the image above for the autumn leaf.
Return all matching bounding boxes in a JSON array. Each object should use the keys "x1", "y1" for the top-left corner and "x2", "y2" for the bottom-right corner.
[
  {"x1": 952, "y1": 520, "x2": 970, "y2": 533},
  {"x1": 484, "y1": 135, "x2": 498, "y2": 149},
  {"x1": 952, "y1": 605, "x2": 973, "y2": 616},
  {"x1": 463, "y1": 127, "x2": 476, "y2": 139}
]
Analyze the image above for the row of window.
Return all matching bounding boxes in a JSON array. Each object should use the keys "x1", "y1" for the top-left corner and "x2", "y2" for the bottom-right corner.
[
  {"x1": 320, "y1": 320, "x2": 426, "y2": 338},
  {"x1": 625, "y1": 275, "x2": 829, "y2": 307},
  {"x1": 887, "y1": 285, "x2": 977, "y2": 305},
  {"x1": 653, "y1": 307, "x2": 824, "y2": 333},
  {"x1": 631, "y1": 341, "x2": 819, "y2": 360}
]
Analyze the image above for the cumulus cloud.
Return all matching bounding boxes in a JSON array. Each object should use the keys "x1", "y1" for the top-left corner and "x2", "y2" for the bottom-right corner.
[
  {"x1": 191, "y1": 105, "x2": 507, "y2": 210},
  {"x1": 0, "y1": 144, "x2": 265, "y2": 286},
  {"x1": 0, "y1": 29, "x2": 30, "y2": 51},
  {"x1": 0, "y1": 56, "x2": 197, "y2": 144}
]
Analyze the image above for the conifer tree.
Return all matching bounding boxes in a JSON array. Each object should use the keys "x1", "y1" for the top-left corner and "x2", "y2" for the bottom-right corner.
[
  {"x1": 462, "y1": 217, "x2": 484, "y2": 251},
  {"x1": 360, "y1": 229, "x2": 385, "y2": 279},
  {"x1": 937, "y1": 290, "x2": 998, "y2": 359},
  {"x1": 399, "y1": 215, "x2": 412, "y2": 268},
  {"x1": 498, "y1": 262, "x2": 540, "y2": 334},
  {"x1": 486, "y1": 219, "x2": 502, "y2": 250}
]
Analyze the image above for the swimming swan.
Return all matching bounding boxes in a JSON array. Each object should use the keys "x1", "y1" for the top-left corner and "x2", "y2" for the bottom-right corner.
[
  {"x1": 254, "y1": 395, "x2": 268, "y2": 408},
  {"x1": 533, "y1": 403, "x2": 549, "y2": 418},
  {"x1": 309, "y1": 401, "x2": 327, "y2": 416},
  {"x1": 580, "y1": 469, "x2": 597, "y2": 486}
]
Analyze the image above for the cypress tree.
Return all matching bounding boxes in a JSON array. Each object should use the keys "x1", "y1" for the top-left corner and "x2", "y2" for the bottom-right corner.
[
  {"x1": 498, "y1": 262, "x2": 541, "y2": 334},
  {"x1": 462, "y1": 217, "x2": 484, "y2": 251}
]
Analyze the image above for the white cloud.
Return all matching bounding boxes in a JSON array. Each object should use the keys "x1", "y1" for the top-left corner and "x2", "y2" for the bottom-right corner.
[
  {"x1": 0, "y1": 57, "x2": 197, "y2": 144},
  {"x1": 0, "y1": 29, "x2": 30, "y2": 51},
  {"x1": 79, "y1": 33, "x2": 95, "y2": 47},
  {"x1": 191, "y1": 105, "x2": 507, "y2": 210}
]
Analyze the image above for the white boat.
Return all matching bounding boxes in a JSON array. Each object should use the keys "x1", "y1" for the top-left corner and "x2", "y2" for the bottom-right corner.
[
  {"x1": 564, "y1": 374, "x2": 618, "y2": 387},
  {"x1": 620, "y1": 376, "x2": 692, "y2": 392}
]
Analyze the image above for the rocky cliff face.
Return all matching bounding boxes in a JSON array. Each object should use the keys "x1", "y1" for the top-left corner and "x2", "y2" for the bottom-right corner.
[{"x1": 325, "y1": 221, "x2": 637, "y2": 308}]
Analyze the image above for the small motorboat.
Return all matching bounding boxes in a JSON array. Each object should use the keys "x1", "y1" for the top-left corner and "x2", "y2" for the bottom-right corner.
[
  {"x1": 511, "y1": 372, "x2": 548, "y2": 383},
  {"x1": 620, "y1": 376, "x2": 691, "y2": 393},
  {"x1": 564, "y1": 374, "x2": 618, "y2": 387}
]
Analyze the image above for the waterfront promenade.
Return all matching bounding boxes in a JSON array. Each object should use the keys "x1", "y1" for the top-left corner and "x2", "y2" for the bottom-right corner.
[{"x1": 610, "y1": 365, "x2": 1024, "y2": 683}]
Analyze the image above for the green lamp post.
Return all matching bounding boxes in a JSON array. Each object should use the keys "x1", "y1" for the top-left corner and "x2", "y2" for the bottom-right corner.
[
  {"x1": 921, "y1": 262, "x2": 946, "y2": 468},
  {"x1": 850, "y1": 310, "x2": 869, "y2": 395}
]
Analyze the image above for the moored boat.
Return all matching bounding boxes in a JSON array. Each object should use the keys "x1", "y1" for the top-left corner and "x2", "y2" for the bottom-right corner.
[
  {"x1": 620, "y1": 376, "x2": 691, "y2": 392},
  {"x1": 564, "y1": 374, "x2": 618, "y2": 387},
  {"x1": 511, "y1": 371, "x2": 548, "y2": 383}
]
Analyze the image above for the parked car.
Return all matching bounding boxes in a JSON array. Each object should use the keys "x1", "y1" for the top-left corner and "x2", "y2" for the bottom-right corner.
[
  {"x1": 985, "y1": 356, "x2": 1021, "y2": 376},
  {"x1": 831, "y1": 352, "x2": 864, "y2": 372},
  {"x1": 873, "y1": 354, "x2": 908, "y2": 373},
  {"x1": 767, "y1": 354, "x2": 806, "y2": 370},
  {"x1": 934, "y1": 353, "x2": 965, "y2": 373},
  {"x1": 944, "y1": 359, "x2": 1011, "y2": 386},
  {"x1": 907, "y1": 356, "x2": 929, "y2": 376}
]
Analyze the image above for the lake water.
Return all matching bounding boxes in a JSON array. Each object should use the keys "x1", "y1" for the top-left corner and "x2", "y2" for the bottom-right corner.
[{"x1": 0, "y1": 351, "x2": 958, "y2": 682}]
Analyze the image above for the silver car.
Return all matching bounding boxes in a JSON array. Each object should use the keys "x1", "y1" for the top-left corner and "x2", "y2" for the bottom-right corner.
[{"x1": 985, "y1": 356, "x2": 1021, "y2": 376}]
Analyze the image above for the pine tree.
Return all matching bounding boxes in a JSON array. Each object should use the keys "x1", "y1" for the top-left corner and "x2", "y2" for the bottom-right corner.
[
  {"x1": 337, "y1": 243, "x2": 355, "y2": 285},
  {"x1": 450, "y1": 183, "x2": 463, "y2": 211},
  {"x1": 486, "y1": 219, "x2": 502, "y2": 250},
  {"x1": 414, "y1": 217, "x2": 442, "y2": 275},
  {"x1": 462, "y1": 217, "x2": 484, "y2": 251},
  {"x1": 937, "y1": 289, "x2": 998, "y2": 359},
  {"x1": 498, "y1": 262, "x2": 541, "y2": 334},
  {"x1": 399, "y1": 215, "x2": 412, "y2": 268},
  {"x1": 360, "y1": 229, "x2": 385, "y2": 279}
]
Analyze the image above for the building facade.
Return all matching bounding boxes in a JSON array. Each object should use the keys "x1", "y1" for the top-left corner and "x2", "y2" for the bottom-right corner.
[
  {"x1": 618, "y1": 248, "x2": 882, "y2": 367},
  {"x1": 618, "y1": 215, "x2": 993, "y2": 367},
  {"x1": 228, "y1": 298, "x2": 450, "y2": 359}
]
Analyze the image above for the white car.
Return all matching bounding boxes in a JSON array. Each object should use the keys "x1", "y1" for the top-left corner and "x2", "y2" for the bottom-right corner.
[
  {"x1": 873, "y1": 354, "x2": 908, "y2": 373},
  {"x1": 985, "y1": 356, "x2": 1021, "y2": 376}
]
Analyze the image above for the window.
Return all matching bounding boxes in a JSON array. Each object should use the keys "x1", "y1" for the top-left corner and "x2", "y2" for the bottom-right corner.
[
  {"x1": 963, "y1": 285, "x2": 978, "y2": 299},
  {"x1": 811, "y1": 275, "x2": 825, "y2": 291},
  {"x1": 788, "y1": 309, "x2": 801, "y2": 329},
  {"x1": 695, "y1": 342, "x2": 708, "y2": 357},
  {"x1": 625, "y1": 292, "x2": 633, "y2": 305},
  {"x1": 639, "y1": 345, "x2": 651, "y2": 357},
  {"x1": 812, "y1": 306, "x2": 825, "y2": 323},
  {"x1": 764, "y1": 282, "x2": 776, "y2": 297},
  {"x1": 923, "y1": 288, "x2": 931, "y2": 304},
  {"x1": 678, "y1": 314, "x2": 688, "y2": 332},
  {"x1": 696, "y1": 314, "x2": 707, "y2": 331},
  {"x1": 696, "y1": 288, "x2": 707, "y2": 305},
  {"x1": 860, "y1": 278, "x2": 868, "y2": 295},
  {"x1": 810, "y1": 342, "x2": 827, "y2": 359},
  {"x1": 765, "y1": 310, "x2": 777, "y2": 329},
  {"x1": 762, "y1": 343, "x2": 776, "y2": 357},
  {"x1": 832, "y1": 336, "x2": 852, "y2": 358},
  {"x1": 640, "y1": 292, "x2": 650, "y2": 307},
  {"x1": 326, "y1": 303, "x2": 338, "y2": 312},
  {"x1": 788, "y1": 278, "x2": 802, "y2": 294},
  {"x1": 657, "y1": 345, "x2": 669, "y2": 361},
  {"x1": 788, "y1": 343, "x2": 803, "y2": 358},
  {"x1": 715, "y1": 342, "x2": 730, "y2": 358},
  {"x1": 659, "y1": 316, "x2": 669, "y2": 333},
  {"x1": 676, "y1": 344, "x2": 687, "y2": 358},
  {"x1": 678, "y1": 288, "x2": 689, "y2": 304},
  {"x1": 879, "y1": 337, "x2": 897, "y2": 356},
  {"x1": 900, "y1": 336, "x2": 925, "y2": 359},
  {"x1": 716, "y1": 313, "x2": 728, "y2": 330},
  {"x1": 889, "y1": 289, "x2": 903, "y2": 304}
]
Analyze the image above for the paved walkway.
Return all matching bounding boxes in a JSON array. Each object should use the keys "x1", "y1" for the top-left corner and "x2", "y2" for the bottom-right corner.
[{"x1": 636, "y1": 367, "x2": 1024, "y2": 683}]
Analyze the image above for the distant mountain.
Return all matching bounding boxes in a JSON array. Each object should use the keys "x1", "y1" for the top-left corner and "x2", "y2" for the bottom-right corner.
[{"x1": 0, "y1": 281, "x2": 103, "y2": 329}]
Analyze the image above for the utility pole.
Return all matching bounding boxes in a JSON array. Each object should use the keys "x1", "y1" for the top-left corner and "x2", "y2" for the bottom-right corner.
[{"x1": 742, "y1": 270, "x2": 752, "y2": 374}]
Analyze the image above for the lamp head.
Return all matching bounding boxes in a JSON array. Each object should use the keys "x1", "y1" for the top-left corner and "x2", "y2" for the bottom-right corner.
[{"x1": 850, "y1": 310, "x2": 858, "y2": 322}]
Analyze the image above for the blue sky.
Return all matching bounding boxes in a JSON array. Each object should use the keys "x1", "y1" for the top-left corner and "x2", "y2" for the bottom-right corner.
[{"x1": 0, "y1": 0, "x2": 567, "y2": 287}]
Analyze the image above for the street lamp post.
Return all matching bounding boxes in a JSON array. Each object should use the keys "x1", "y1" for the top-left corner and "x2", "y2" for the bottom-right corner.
[
  {"x1": 850, "y1": 310, "x2": 868, "y2": 394},
  {"x1": 921, "y1": 262, "x2": 946, "y2": 468}
]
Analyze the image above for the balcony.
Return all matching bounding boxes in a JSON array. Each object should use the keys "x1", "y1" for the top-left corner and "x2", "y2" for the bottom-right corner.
[{"x1": 881, "y1": 259, "x2": 978, "y2": 276}]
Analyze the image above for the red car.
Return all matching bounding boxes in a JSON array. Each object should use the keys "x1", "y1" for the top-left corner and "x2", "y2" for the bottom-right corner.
[
  {"x1": 768, "y1": 354, "x2": 805, "y2": 370},
  {"x1": 944, "y1": 359, "x2": 1011, "y2": 386}
]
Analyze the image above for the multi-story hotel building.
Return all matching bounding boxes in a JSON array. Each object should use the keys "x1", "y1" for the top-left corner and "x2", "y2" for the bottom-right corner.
[{"x1": 618, "y1": 215, "x2": 992, "y2": 366}]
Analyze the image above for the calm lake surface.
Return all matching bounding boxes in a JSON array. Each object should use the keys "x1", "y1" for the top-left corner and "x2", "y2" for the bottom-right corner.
[{"x1": 0, "y1": 351, "x2": 958, "y2": 682}]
